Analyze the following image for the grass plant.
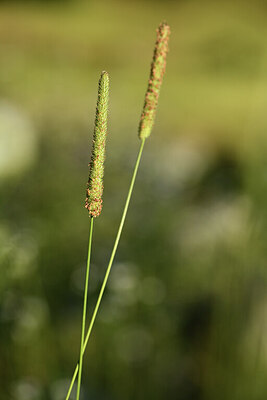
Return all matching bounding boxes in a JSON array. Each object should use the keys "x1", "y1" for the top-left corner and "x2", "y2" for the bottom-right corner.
[
  {"x1": 65, "y1": 22, "x2": 170, "y2": 400},
  {"x1": 75, "y1": 71, "x2": 109, "y2": 400}
]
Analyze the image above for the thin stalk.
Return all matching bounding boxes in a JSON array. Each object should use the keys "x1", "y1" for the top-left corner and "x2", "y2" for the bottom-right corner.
[
  {"x1": 75, "y1": 217, "x2": 94, "y2": 400},
  {"x1": 65, "y1": 138, "x2": 145, "y2": 400}
]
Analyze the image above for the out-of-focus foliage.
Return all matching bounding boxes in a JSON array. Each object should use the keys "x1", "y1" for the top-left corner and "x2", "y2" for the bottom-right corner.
[{"x1": 1, "y1": 0, "x2": 267, "y2": 399}]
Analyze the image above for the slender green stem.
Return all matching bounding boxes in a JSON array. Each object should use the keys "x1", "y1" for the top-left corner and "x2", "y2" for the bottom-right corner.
[
  {"x1": 65, "y1": 139, "x2": 145, "y2": 400},
  {"x1": 75, "y1": 217, "x2": 94, "y2": 400}
]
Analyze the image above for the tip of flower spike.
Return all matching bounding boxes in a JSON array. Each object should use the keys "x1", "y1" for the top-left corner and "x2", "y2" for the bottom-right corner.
[
  {"x1": 157, "y1": 22, "x2": 171, "y2": 38},
  {"x1": 159, "y1": 21, "x2": 170, "y2": 28},
  {"x1": 101, "y1": 70, "x2": 109, "y2": 81}
]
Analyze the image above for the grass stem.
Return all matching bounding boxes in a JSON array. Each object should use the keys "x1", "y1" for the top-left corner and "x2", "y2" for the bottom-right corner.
[{"x1": 75, "y1": 217, "x2": 94, "y2": 400}]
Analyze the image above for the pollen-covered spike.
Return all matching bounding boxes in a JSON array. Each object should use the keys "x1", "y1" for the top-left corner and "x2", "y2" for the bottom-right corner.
[
  {"x1": 138, "y1": 22, "x2": 170, "y2": 140},
  {"x1": 85, "y1": 71, "x2": 109, "y2": 218}
]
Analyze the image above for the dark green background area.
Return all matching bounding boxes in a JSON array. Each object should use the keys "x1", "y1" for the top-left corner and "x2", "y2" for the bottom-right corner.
[{"x1": 1, "y1": 0, "x2": 267, "y2": 399}]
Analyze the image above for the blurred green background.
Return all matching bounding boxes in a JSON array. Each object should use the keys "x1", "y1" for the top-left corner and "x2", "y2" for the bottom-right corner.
[{"x1": 1, "y1": 0, "x2": 267, "y2": 399}]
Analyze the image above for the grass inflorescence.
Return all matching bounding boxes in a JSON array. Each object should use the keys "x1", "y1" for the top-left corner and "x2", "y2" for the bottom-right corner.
[
  {"x1": 138, "y1": 22, "x2": 170, "y2": 140},
  {"x1": 85, "y1": 71, "x2": 109, "y2": 218}
]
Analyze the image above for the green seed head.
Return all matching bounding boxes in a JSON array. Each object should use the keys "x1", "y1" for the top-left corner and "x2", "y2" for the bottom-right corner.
[
  {"x1": 85, "y1": 71, "x2": 109, "y2": 218},
  {"x1": 138, "y1": 22, "x2": 170, "y2": 140}
]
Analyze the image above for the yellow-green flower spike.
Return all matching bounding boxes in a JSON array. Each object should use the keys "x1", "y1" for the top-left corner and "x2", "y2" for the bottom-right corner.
[
  {"x1": 85, "y1": 71, "x2": 109, "y2": 218},
  {"x1": 138, "y1": 22, "x2": 170, "y2": 140}
]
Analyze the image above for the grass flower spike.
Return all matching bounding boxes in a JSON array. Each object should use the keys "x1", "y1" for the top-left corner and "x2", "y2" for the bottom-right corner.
[
  {"x1": 138, "y1": 22, "x2": 170, "y2": 140},
  {"x1": 85, "y1": 71, "x2": 109, "y2": 217}
]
